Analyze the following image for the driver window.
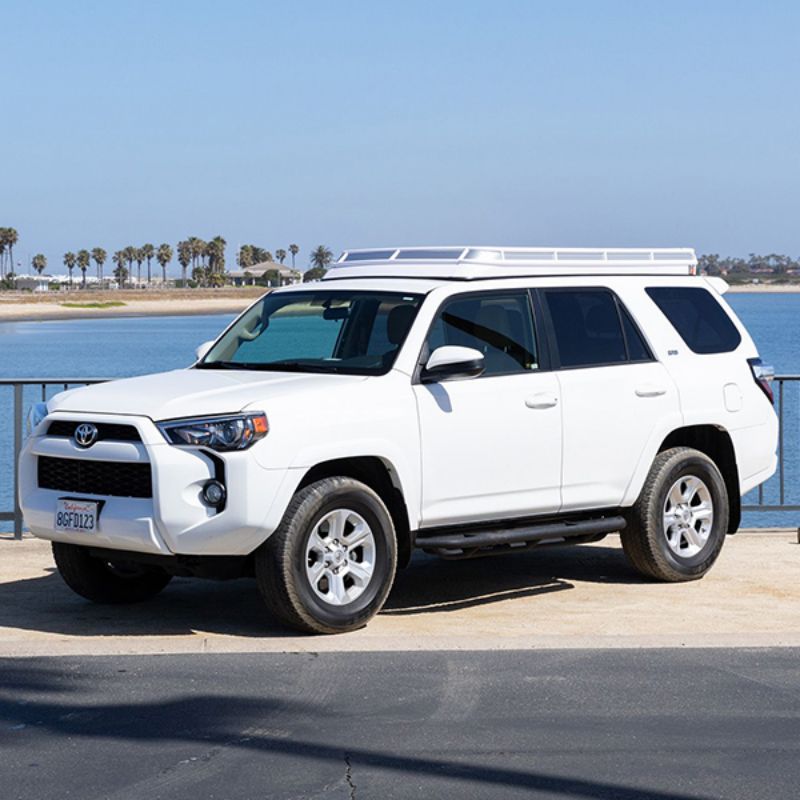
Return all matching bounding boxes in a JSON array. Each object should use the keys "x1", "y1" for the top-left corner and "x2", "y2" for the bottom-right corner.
[{"x1": 427, "y1": 291, "x2": 538, "y2": 376}]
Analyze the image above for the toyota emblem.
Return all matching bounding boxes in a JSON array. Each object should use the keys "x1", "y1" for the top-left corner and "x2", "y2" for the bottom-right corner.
[{"x1": 74, "y1": 423, "x2": 98, "y2": 448}]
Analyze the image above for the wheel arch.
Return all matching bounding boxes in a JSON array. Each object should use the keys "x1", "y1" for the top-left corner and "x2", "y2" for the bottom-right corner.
[
  {"x1": 297, "y1": 456, "x2": 414, "y2": 568},
  {"x1": 657, "y1": 425, "x2": 741, "y2": 533}
]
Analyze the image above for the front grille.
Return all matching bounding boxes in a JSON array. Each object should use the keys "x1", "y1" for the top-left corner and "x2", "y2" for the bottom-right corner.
[
  {"x1": 47, "y1": 421, "x2": 142, "y2": 442},
  {"x1": 38, "y1": 456, "x2": 152, "y2": 498}
]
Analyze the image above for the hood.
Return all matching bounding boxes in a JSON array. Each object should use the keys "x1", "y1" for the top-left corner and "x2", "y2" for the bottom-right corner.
[{"x1": 48, "y1": 368, "x2": 368, "y2": 421}]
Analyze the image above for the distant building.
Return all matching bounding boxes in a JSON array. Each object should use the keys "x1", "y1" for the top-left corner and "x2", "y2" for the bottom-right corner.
[
  {"x1": 13, "y1": 274, "x2": 120, "y2": 290},
  {"x1": 227, "y1": 261, "x2": 301, "y2": 287},
  {"x1": 14, "y1": 275, "x2": 51, "y2": 292}
]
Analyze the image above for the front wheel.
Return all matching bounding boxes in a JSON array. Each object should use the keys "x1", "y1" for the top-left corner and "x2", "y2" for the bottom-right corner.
[
  {"x1": 52, "y1": 542, "x2": 173, "y2": 603},
  {"x1": 621, "y1": 447, "x2": 729, "y2": 582},
  {"x1": 255, "y1": 477, "x2": 397, "y2": 634}
]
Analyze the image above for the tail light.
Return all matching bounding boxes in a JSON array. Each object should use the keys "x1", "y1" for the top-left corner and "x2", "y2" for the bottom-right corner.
[{"x1": 748, "y1": 358, "x2": 775, "y2": 404}]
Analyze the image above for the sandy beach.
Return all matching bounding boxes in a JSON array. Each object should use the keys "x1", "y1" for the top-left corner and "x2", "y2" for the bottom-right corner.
[
  {"x1": 0, "y1": 282, "x2": 798, "y2": 323},
  {"x1": 0, "y1": 288, "x2": 265, "y2": 322},
  {"x1": 726, "y1": 282, "x2": 800, "y2": 293}
]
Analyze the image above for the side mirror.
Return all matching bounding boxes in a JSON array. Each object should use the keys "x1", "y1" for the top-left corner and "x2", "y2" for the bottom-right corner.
[
  {"x1": 421, "y1": 346, "x2": 484, "y2": 383},
  {"x1": 195, "y1": 340, "x2": 215, "y2": 361}
]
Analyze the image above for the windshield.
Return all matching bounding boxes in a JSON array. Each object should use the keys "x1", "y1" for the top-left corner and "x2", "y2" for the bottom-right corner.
[{"x1": 198, "y1": 290, "x2": 424, "y2": 375}]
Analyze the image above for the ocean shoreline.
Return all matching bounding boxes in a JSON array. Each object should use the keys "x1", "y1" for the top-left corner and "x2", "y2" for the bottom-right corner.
[
  {"x1": 0, "y1": 290, "x2": 262, "y2": 323},
  {"x1": 726, "y1": 284, "x2": 800, "y2": 293},
  {"x1": 0, "y1": 282, "x2": 798, "y2": 323}
]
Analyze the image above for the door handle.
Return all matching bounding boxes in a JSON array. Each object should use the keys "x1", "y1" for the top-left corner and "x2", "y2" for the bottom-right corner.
[
  {"x1": 525, "y1": 393, "x2": 558, "y2": 409},
  {"x1": 635, "y1": 385, "x2": 667, "y2": 398}
]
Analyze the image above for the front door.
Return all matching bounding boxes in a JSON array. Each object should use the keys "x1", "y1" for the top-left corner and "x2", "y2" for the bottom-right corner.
[{"x1": 413, "y1": 290, "x2": 562, "y2": 528}]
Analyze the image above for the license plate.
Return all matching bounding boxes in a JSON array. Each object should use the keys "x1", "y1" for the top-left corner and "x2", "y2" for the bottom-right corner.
[{"x1": 55, "y1": 498, "x2": 99, "y2": 534}]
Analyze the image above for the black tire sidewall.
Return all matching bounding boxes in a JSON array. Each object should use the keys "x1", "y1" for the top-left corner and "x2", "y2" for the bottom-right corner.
[
  {"x1": 52, "y1": 542, "x2": 172, "y2": 604},
  {"x1": 651, "y1": 454, "x2": 728, "y2": 574},
  {"x1": 288, "y1": 486, "x2": 396, "y2": 629}
]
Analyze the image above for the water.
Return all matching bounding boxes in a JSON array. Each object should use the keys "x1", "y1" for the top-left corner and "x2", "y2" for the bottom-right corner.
[
  {"x1": 0, "y1": 314, "x2": 236, "y2": 379},
  {"x1": 1, "y1": 296, "x2": 798, "y2": 529}
]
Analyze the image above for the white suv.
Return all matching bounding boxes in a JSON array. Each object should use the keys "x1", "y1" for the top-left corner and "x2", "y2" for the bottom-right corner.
[{"x1": 19, "y1": 246, "x2": 778, "y2": 634}]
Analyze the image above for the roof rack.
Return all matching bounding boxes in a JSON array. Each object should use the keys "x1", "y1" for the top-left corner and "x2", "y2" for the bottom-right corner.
[{"x1": 324, "y1": 246, "x2": 697, "y2": 280}]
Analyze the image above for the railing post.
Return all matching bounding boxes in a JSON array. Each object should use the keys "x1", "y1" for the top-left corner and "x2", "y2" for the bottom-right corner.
[
  {"x1": 13, "y1": 383, "x2": 23, "y2": 540},
  {"x1": 779, "y1": 379, "x2": 785, "y2": 505}
]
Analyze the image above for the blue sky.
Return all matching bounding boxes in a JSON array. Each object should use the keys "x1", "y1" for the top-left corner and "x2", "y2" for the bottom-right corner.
[{"x1": 3, "y1": 0, "x2": 800, "y2": 274}]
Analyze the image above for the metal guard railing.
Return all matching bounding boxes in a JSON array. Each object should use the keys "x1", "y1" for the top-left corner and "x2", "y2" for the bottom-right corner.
[
  {"x1": 2, "y1": 376, "x2": 798, "y2": 540},
  {"x1": 2, "y1": 379, "x2": 108, "y2": 539}
]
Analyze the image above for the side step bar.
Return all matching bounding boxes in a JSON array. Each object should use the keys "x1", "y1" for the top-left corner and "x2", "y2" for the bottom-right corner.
[{"x1": 414, "y1": 515, "x2": 626, "y2": 554}]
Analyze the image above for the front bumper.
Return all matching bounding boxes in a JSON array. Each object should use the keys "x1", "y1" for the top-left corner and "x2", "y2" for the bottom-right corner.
[{"x1": 19, "y1": 412, "x2": 299, "y2": 556}]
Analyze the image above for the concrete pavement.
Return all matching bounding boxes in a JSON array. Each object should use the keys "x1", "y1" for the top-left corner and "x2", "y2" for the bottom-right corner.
[{"x1": 1, "y1": 531, "x2": 798, "y2": 655}]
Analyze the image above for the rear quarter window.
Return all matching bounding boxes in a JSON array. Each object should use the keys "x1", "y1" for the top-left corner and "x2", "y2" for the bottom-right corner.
[{"x1": 646, "y1": 286, "x2": 741, "y2": 354}]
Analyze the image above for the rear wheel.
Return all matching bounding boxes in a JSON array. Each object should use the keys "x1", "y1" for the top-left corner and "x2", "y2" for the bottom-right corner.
[
  {"x1": 255, "y1": 477, "x2": 397, "y2": 634},
  {"x1": 52, "y1": 542, "x2": 172, "y2": 603},
  {"x1": 621, "y1": 447, "x2": 729, "y2": 582}
]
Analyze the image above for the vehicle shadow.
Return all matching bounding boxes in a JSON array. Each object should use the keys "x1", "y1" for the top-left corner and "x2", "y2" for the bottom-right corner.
[
  {"x1": 384, "y1": 542, "x2": 644, "y2": 615},
  {"x1": 0, "y1": 541, "x2": 644, "y2": 639}
]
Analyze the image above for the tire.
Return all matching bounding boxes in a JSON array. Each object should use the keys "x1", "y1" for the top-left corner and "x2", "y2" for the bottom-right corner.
[
  {"x1": 52, "y1": 542, "x2": 173, "y2": 604},
  {"x1": 255, "y1": 477, "x2": 397, "y2": 634},
  {"x1": 621, "y1": 447, "x2": 729, "y2": 582}
]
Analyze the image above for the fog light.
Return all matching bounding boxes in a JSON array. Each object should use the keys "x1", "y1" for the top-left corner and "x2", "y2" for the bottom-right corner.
[{"x1": 202, "y1": 480, "x2": 226, "y2": 507}]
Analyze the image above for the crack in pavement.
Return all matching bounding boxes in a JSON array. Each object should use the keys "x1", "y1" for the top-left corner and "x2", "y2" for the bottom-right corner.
[{"x1": 344, "y1": 753, "x2": 356, "y2": 799}]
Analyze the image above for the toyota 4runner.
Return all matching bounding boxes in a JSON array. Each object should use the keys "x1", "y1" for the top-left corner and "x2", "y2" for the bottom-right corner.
[{"x1": 19, "y1": 246, "x2": 779, "y2": 633}]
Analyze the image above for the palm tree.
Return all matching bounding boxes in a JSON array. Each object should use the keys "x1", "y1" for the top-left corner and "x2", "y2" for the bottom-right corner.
[
  {"x1": 177, "y1": 240, "x2": 191, "y2": 286},
  {"x1": 238, "y1": 244, "x2": 254, "y2": 269},
  {"x1": 0, "y1": 235, "x2": 6, "y2": 278},
  {"x1": 207, "y1": 236, "x2": 226, "y2": 275},
  {"x1": 141, "y1": 243, "x2": 155, "y2": 284},
  {"x1": 309, "y1": 245, "x2": 334, "y2": 271},
  {"x1": 32, "y1": 254, "x2": 47, "y2": 275},
  {"x1": 112, "y1": 250, "x2": 128, "y2": 288},
  {"x1": 133, "y1": 247, "x2": 145, "y2": 285},
  {"x1": 91, "y1": 247, "x2": 107, "y2": 284},
  {"x1": 188, "y1": 237, "x2": 205, "y2": 271},
  {"x1": 275, "y1": 248, "x2": 287, "y2": 264},
  {"x1": 5, "y1": 227, "x2": 18, "y2": 276},
  {"x1": 186, "y1": 237, "x2": 204, "y2": 275},
  {"x1": 76, "y1": 249, "x2": 90, "y2": 288},
  {"x1": 156, "y1": 243, "x2": 173, "y2": 285},
  {"x1": 123, "y1": 246, "x2": 138, "y2": 287},
  {"x1": 289, "y1": 244, "x2": 299, "y2": 268},
  {"x1": 63, "y1": 251, "x2": 76, "y2": 287}
]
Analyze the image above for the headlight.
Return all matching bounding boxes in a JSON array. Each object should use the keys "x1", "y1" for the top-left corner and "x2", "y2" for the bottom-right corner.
[
  {"x1": 26, "y1": 402, "x2": 49, "y2": 437},
  {"x1": 157, "y1": 413, "x2": 268, "y2": 451}
]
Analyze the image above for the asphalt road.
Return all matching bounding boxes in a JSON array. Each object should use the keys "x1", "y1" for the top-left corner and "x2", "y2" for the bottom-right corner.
[{"x1": 2, "y1": 648, "x2": 798, "y2": 800}]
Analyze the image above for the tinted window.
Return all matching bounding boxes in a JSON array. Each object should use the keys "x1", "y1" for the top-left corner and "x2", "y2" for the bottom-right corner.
[
  {"x1": 201, "y1": 291, "x2": 422, "y2": 375},
  {"x1": 543, "y1": 289, "x2": 627, "y2": 368},
  {"x1": 427, "y1": 292, "x2": 538, "y2": 376},
  {"x1": 619, "y1": 305, "x2": 653, "y2": 362},
  {"x1": 646, "y1": 287, "x2": 741, "y2": 354}
]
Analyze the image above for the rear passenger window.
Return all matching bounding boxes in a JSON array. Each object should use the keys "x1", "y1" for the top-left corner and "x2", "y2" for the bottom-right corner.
[
  {"x1": 426, "y1": 291, "x2": 538, "y2": 376},
  {"x1": 619, "y1": 305, "x2": 652, "y2": 362},
  {"x1": 542, "y1": 289, "x2": 629, "y2": 368},
  {"x1": 646, "y1": 287, "x2": 741, "y2": 354}
]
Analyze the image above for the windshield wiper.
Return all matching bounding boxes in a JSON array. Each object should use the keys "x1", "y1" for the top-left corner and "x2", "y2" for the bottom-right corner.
[
  {"x1": 196, "y1": 361, "x2": 342, "y2": 373},
  {"x1": 194, "y1": 361, "x2": 242, "y2": 370},
  {"x1": 250, "y1": 361, "x2": 342, "y2": 373}
]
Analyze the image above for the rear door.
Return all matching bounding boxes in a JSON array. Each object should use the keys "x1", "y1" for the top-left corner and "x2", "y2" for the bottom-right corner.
[
  {"x1": 413, "y1": 289, "x2": 562, "y2": 527},
  {"x1": 539, "y1": 286, "x2": 680, "y2": 512}
]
